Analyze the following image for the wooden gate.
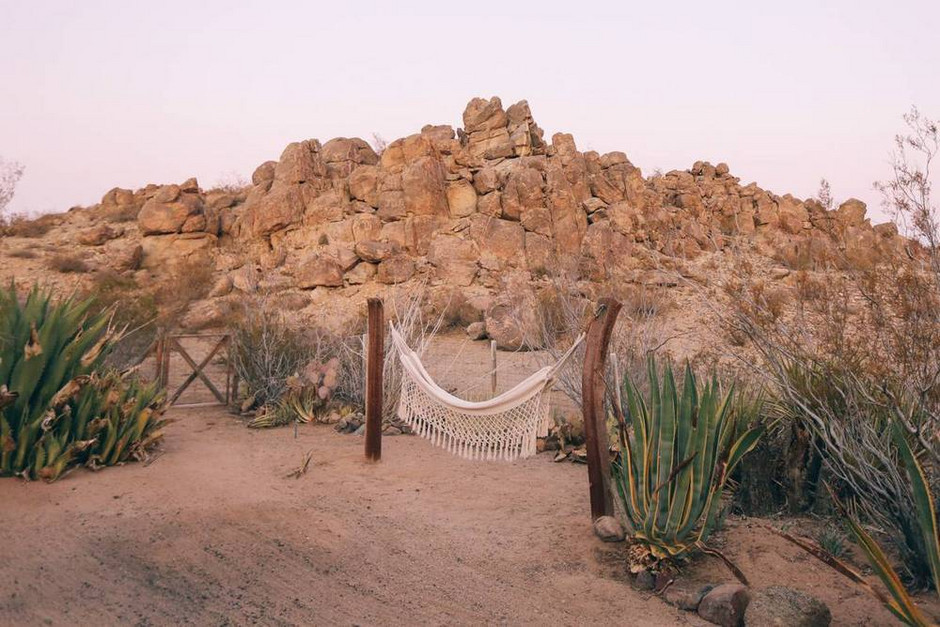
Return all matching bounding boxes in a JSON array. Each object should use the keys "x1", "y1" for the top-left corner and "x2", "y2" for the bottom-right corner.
[{"x1": 154, "y1": 333, "x2": 236, "y2": 407}]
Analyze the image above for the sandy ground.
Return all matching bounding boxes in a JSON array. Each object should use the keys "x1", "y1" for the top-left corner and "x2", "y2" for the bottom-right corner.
[{"x1": 0, "y1": 404, "x2": 915, "y2": 626}]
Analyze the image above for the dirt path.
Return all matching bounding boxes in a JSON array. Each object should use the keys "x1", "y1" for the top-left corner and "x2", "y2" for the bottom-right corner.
[{"x1": 0, "y1": 407, "x2": 898, "y2": 626}]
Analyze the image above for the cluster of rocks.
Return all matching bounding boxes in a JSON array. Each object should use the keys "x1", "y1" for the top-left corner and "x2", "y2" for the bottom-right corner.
[
  {"x1": 636, "y1": 577, "x2": 830, "y2": 627},
  {"x1": 332, "y1": 412, "x2": 413, "y2": 436},
  {"x1": 40, "y1": 95, "x2": 907, "y2": 342}
]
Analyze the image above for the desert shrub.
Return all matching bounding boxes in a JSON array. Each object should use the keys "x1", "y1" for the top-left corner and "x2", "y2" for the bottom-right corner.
[
  {"x1": 8, "y1": 248, "x2": 37, "y2": 259},
  {"x1": 230, "y1": 298, "x2": 310, "y2": 410},
  {"x1": 326, "y1": 284, "x2": 443, "y2": 418},
  {"x1": 3, "y1": 213, "x2": 59, "y2": 238},
  {"x1": 613, "y1": 358, "x2": 765, "y2": 576},
  {"x1": 0, "y1": 158, "x2": 24, "y2": 217},
  {"x1": 817, "y1": 524, "x2": 848, "y2": 559},
  {"x1": 0, "y1": 285, "x2": 168, "y2": 481},
  {"x1": 83, "y1": 271, "x2": 159, "y2": 370},
  {"x1": 528, "y1": 272, "x2": 674, "y2": 411},
  {"x1": 209, "y1": 172, "x2": 249, "y2": 193},
  {"x1": 47, "y1": 253, "x2": 90, "y2": 273},
  {"x1": 154, "y1": 256, "x2": 214, "y2": 310}
]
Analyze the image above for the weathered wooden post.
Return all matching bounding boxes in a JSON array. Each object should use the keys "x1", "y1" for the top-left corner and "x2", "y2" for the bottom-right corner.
[
  {"x1": 364, "y1": 298, "x2": 385, "y2": 461},
  {"x1": 581, "y1": 297, "x2": 622, "y2": 520}
]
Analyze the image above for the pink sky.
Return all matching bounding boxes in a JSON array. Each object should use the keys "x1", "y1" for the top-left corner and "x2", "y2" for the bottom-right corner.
[{"x1": 2, "y1": 0, "x2": 938, "y2": 222}]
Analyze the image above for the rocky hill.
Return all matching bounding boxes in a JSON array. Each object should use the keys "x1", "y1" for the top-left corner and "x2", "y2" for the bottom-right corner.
[{"x1": 1, "y1": 97, "x2": 902, "y2": 350}]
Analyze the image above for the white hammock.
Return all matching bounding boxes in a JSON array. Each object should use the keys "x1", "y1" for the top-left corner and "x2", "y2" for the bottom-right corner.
[{"x1": 389, "y1": 324, "x2": 584, "y2": 461}]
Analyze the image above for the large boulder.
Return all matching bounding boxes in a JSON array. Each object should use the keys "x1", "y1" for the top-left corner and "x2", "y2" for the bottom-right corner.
[
  {"x1": 251, "y1": 160, "x2": 277, "y2": 186},
  {"x1": 427, "y1": 234, "x2": 478, "y2": 286},
  {"x1": 274, "y1": 140, "x2": 327, "y2": 185},
  {"x1": 402, "y1": 157, "x2": 449, "y2": 216},
  {"x1": 699, "y1": 584, "x2": 750, "y2": 627},
  {"x1": 446, "y1": 179, "x2": 477, "y2": 217},
  {"x1": 321, "y1": 137, "x2": 379, "y2": 178},
  {"x1": 462, "y1": 97, "x2": 513, "y2": 160},
  {"x1": 376, "y1": 254, "x2": 416, "y2": 284},
  {"x1": 469, "y1": 215, "x2": 525, "y2": 263},
  {"x1": 500, "y1": 167, "x2": 544, "y2": 222},
  {"x1": 77, "y1": 224, "x2": 121, "y2": 246},
  {"x1": 354, "y1": 240, "x2": 399, "y2": 263},
  {"x1": 348, "y1": 165, "x2": 381, "y2": 207},
  {"x1": 837, "y1": 198, "x2": 867, "y2": 227},
  {"x1": 137, "y1": 184, "x2": 204, "y2": 235},
  {"x1": 505, "y1": 100, "x2": 545, "y2": 157},
  {"x1": 244, "y1": 185, "x2": 305, "y2": 237},
  {"x1": 296, "y1": 255, "x2": 344, "y2": 288}
]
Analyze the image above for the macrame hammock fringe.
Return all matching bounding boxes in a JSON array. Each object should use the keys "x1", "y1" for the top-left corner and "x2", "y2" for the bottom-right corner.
[{"x1": 389, "y1": 324, "x2": 584, "y2": 462}]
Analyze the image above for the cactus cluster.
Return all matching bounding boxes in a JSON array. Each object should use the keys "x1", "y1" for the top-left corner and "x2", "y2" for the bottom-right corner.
[{"x1": 247, "y1": 358, "x2": 340, "y2": 429}]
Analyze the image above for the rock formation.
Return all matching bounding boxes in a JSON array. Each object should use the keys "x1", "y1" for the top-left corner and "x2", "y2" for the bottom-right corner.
[{"x1": 1, "y1": 96, "x2": 903, "y2": 341}]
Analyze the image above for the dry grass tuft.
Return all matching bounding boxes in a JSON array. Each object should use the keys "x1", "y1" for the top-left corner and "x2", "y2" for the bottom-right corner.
[
  {"x1": 8, "y1": 248, "x2": 37, "y2": 259},
  {"x1": 47, "y1": 253, "x2": 90, "y2": 273}
]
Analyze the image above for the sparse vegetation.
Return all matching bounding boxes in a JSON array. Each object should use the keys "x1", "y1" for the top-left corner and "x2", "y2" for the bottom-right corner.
[
  {"x1": 8, "y1": 248, "x2": 37, "y2": 259},
  {"x1": 3, "y1": 212, "x2": 59, "y2": 238},
  {"x1": 83, "y1": 271, "x2": 159, "y2": 370},
  {"x1": 713, "y1": 107, "x2": 940, "y2": 615},
  {"x1": 0, "y1": 157, "x2": 24, "y2": 218},
  {"x1": 47, "y1": 253, "x2": 91, "y2": 273},
  {"x1": 230, "y1": 295, "x2": 311, "y2": 411}
]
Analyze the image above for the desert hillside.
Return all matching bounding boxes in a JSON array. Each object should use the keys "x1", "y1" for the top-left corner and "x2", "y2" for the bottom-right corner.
[{"x1": 0, "y1": 96, "x2": 903, "y2": 353}]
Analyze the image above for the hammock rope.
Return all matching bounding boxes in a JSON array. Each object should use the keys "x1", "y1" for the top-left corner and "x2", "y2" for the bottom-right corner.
[{"x1": 389, "y1": 324, "x2": 584, "y2": 461}]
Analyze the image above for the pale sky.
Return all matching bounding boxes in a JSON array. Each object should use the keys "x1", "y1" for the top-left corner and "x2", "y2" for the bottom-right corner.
[{"x1": 2, "y1": 0, "x2": 938, "y2": 221}]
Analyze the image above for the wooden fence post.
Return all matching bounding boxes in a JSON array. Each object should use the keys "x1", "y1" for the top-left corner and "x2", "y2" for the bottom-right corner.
[
  {"x1": 365, "y1": 299, "x2": 385, "y2": 461},
  {"x1": 581, "y1": 297, "x2": 622, "y2": 520}
]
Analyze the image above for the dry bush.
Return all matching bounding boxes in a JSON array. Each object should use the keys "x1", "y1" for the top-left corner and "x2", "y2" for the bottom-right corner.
[
  {"x1": 527, "y1": 270, "x2": 675, "y2": 409},
  {"x1": 336, "y1": 283, "x2": 445, "y2": 419},
  {"x1": 47, "y1": 253, "x2": 90, "y2": 273},
  {"x1": 83, "y1": 271, "x2": 159, "y2": 370},
  {"x1": 230, "y1": 294, "x2": 311, "y2": 409},
  {"x1": 154, "y1": 256, "x2": 215, "y2": 312},
  {"x1": 713, "y1": 227, "x2": 940, "y2": 586},
  {"x1": 8, "y1": 248, "x2": 37, "y2": 259},
  {"x1": 4, "y1": 213, "x2": 59, "y2": 238},
  {"x1": 209, "y1": 171, "x2": 249, "y2": 194},
  {"x1": 0, "y1": 157, "x2": 24, "y2": 217}
]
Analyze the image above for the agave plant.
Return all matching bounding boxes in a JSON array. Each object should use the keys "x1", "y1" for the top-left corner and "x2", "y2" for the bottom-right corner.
[
  {"x1": 613, "y1": 358, "x2": 765, "y2": 573},
  {"x1": 0, "y1": 285, "x2": 168, "y2": 481}
]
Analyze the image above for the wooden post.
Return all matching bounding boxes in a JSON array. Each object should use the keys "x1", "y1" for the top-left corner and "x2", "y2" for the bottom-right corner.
[
  {"x1": 581, "y1": 297, "x2": 622, "y2": 520},
  {"x1": 364, "y1": 299, "x2": 385, "y2": 462},
  {"x1": 490, "y1": 340, "x2": 498, "y2": 396}
]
